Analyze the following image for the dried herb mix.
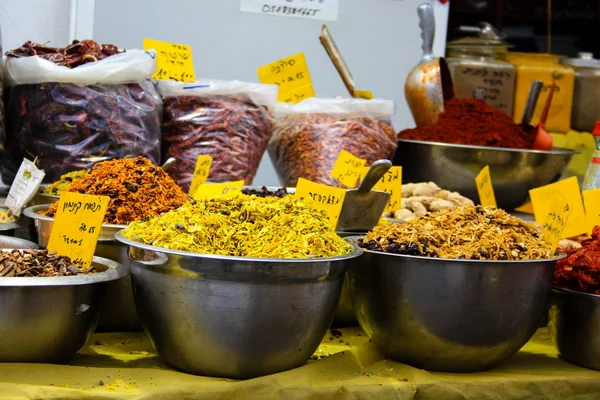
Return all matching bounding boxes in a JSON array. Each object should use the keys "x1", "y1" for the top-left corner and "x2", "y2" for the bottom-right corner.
[
  {"x1": 42, "y1": 169, "x2": 90, "y2": 195},
  {"x1": 269, "y1": 113, "x2": 397, "y2": 187},
  {"x1": 241, "y1": 186, "x2": 288, "y2": 198},
  {"x1": 361, "y1": 206, "x2": 551, "y2": 260},
  {"x1": 162, "y1": 95, "x2": 274, "y2": 191},
  {"x1": 122, "y1": 196, "x2": 353, "y2": 258},
  {"x1": 0, "y1": 249, "x2": 95, "y2": 277},
  {"x1": 43, "y1": 157, "x2": 189, "y2": 225}
]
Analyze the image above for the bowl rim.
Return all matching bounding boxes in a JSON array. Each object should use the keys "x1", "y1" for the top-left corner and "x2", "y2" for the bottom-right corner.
[
  {"x1": 0, "y1": 254, "x2": 129, "y2": 286},
  {"x1": 115, "y1": 231, "x2": 363, "y2": 263},
  {"x1": 397, "y1": 138, "x2": 580, "y2": 155},
  {"x1": 551, "y1": 285, "x2": 600, "y2": 300},
  {"x1": 23, "y1": 204, "x2": 127, "y2": 230},
  {"x1": 346, "y1": 235, "x2": 566, "y2": 264}
]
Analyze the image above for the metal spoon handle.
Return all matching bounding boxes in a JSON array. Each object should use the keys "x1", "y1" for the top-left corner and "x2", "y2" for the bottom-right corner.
[
  {"x1": 417, "y1": 3, "x2": 435, "y2": 62},
  {"x1": 161, "y1": 157, "x2": 176, "y2": 171},
  {"x1": 521, "y1": 80, "x2": 543, "y2": 126},
  {"x1": 357, "y1": 160, "x2": 392, "y2": 194}
]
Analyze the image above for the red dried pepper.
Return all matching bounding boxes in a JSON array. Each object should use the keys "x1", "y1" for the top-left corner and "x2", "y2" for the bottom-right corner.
[
  {"x1": 5, "y1": 40, "x2": 123, "y2": 68},
  {"x1": 398, "y1": 98, "x2": 536, "y2": 149},
  {"x1": 554, "y1": 226, "x2": 600, "y2": 294}
]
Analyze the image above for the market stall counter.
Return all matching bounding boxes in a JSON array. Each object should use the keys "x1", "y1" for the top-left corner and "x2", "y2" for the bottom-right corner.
[{"x1": 1, "y1": 327, "x2": 599, "y2": 399}]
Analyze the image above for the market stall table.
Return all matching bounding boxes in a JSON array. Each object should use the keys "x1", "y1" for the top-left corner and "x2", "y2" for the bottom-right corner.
[{"x1": 1, "y1": 327, "x2": 599, "y2": 399}]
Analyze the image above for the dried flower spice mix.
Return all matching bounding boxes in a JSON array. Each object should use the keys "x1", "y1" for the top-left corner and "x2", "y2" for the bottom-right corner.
[
  {"x1": 43, "y1": 157, "x2": 188, "y2": 225},
  {"x1": 0, "y1": 249, "x2": 95, "y2": 277},
  {"x1": 361, "y1": 206, "x2": 551, "y2": 260},
  {"x1": 42, "y1": 169, "x2": 90, "y2": 195},
  {"x1": 122, "y1": 195, "x2": 353, "y2": 258}
]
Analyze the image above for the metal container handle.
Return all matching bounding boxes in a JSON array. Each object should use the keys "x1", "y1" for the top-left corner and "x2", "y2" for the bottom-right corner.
[
  {"x1": 417, "y1": 3, "x2": 435, "y2": 62},
  {"x1": 357, "y1": 160, "x2": 392, "y2": 193}
]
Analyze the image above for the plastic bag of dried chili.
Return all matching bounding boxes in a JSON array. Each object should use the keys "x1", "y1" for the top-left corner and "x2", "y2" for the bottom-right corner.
[
  {"x1": 4, "y1": 46, "x2": 162, "y2": 183},
  {"x1": 268, "y1": 97, "x2": 397, "y2": 187},
  {"x1": 158, "y1": 80, "x2": 278, "y2": 191}
]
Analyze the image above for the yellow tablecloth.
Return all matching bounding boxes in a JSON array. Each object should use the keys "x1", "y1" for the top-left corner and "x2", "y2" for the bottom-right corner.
[{"x1": 2, "y1": 328, "x2": 600, "y2": 399}]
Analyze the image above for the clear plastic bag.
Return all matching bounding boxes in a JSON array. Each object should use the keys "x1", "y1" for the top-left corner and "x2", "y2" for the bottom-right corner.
[
  {"x1": 158, "y1": 80, "x2": 277, "y2": 191},
  {"x1": 5, "y1": 49, "x2": 161, "y2": 182},
  {"x1": 268, "y1": 97, "x2": 397, "y2": 187}
]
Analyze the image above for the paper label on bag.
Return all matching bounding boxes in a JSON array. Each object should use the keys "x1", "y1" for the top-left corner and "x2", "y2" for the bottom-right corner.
[
  {"x1": 257, "y1": 53, "x2": 315, "y2": 103},
  {"x1": 143, "y1": 38, "x2": 195, "y2": 82},
  {"x1": 330, "y1": 150, "x2": 367, "y2": 188},
  {"x1": 475, "y1": 166, "x2": 497, "y2": 207},
  {"x1": 5, "y1": 158, "x2": 45, "y2": 216},
  {"x1": 193, "y1": 181, "x2": 245, "y2": 200},
  {"x1": 47, "y1": 192, "x2": 109, "y2": 268},
  {"x1": 358, "y1": 166, "x2": 402, "y2": 212},
  {"x1": 583, "y1": 188, "x2": 600, "y2": 235},
  {"x1": 188, "y1": 155, "x2": 213, "y2": 197},
  {"x1": 541, "y1": 195, "x2": 571, "y2": 251},
  {"x1": 295, "y1": 178, "x2": 346, "y2": 227}
]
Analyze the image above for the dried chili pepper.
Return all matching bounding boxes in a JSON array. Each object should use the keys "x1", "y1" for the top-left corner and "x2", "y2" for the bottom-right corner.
[
  {"x1": 43, "y1": 157, "x2": 188, "y2": 225},
  {"x1": 268, "y1": 113, "x2": 397, "y2": 187},
  {"x1": 5, "y1": 40, "x2": 123, "y2": 68},
  {"x1": 554, "y1": 226, "x2": 600, "y2": 295},
  {"x1": 162, "y1": 94, "x2": 274, "y2": 191}
]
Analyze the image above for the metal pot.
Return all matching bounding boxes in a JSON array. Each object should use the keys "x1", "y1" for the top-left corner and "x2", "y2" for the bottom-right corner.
[{"x1": 561, "y1": 53, "x2": 600, "y2": 132}]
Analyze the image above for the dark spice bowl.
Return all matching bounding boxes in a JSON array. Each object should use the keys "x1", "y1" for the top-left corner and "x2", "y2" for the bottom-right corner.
[
  {"x1": 0, "y1": 254, "x2": 128, "y2": 363},
  {"x1": 346, "y1": 236, "x2": 565, "y2": 372},
  {"x1": 548, "y1": 287, "x2": 600, "y2": 371},
  {"x1": 23, "y1": 204, "x2": 140, "y2": 332},
  {"x1": 393, "y1": 139, "x2": 578, "y2": 210}
]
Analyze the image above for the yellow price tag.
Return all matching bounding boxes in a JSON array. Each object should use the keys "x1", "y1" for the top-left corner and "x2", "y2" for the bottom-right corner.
[
  {"x1": 330, "y1": 150, "x2": 367, "y2": 188},
  {"x1": 188, "y1": 155, "x2": 213, "y2": 196},
  {"x1": 541, "y1": 195, "x2": 571, "y2": 251},
  {"x1": 193, "y1": 181, "x2": 244, "y2": 200},
  {"x1": 295, "y1": 178, "x2": 346, "y2": 227},
  {"x1": 583, "y1": 188, "x2": 600, "y2": 235},
  {"x1": 353, "y1": 90, "x2": 374, "y2": 100},
  {"x1": 475, "y1": 166, "x2": 497, "y2": 207},
  {"x1": 47, "y1": 192, "x2": 109, "y2": 268},
  {"x1": 358, "y1": 166, "x2": 402, "y2": 212},
  {"x1": 257, "y1": 52, "x2": 315, "y2": 103},
  {"x1": 529, "y1": 176, "x2": 587, "y2": 238},
  {"x1": 143, "y1": 38, "x2": 195, "y2": 82}
]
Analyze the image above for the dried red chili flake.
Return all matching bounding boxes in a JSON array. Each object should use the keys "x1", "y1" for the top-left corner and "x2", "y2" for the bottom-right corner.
[
  {"x1": 162, "y1": 95, "x2": 274, "y2": 191},
  {"x1": 42, "y1": 157, "x2": 188, "y2": 225},
  {"x1": 554, "y1": 226, "x2": 600, "y2": 295},
  {"x1": 268, "y1": 113, "x2": 397, "y2": 187}
]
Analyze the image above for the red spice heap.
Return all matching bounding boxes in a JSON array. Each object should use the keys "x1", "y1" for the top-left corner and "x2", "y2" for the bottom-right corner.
[
  {"x1": 6, "y1": 40, "x2": 122, "y2": 68},
  {"x1": 398, "y1": 98, "x2": 536, "y2": 149},
  {"x1": 554, "y1": 226, "x2": 600, "y2": 295}
]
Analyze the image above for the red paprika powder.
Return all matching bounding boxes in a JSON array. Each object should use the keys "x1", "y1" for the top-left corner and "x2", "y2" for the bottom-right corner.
[{"x1": 398, "y1": 98, "x2": 536, "y2": 149}]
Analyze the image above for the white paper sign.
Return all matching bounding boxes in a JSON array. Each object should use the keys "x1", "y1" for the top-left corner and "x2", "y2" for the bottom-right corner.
[
  {"x1": 240, "y1": 0, "x2": 340, "y2": 21},
  {"x1": 5, "y1": 159, "x2": 45, "y2": 216}
]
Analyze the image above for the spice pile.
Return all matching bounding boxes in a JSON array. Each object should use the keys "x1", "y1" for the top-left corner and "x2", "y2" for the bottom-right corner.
[
  {"x1": 122, "y1": 196, "x2": 353, "y2": 258},
  {"x1": 398, "y1": 98, "x2": 536, "y2": 149},
  {"x1": 42, "y1": 169, "x2": 90, "y2": 195},
  {"x1": 361, "y1": 206, "x2": 551, "y2": 260},
  {"x1": 43, "y1": 157, "x2": 189, "y2": 225},
  {"x1": 383, "y1": 182, "x2": 473, "y2": 221},
  {"x1": 269, "y1": 114, "x2": 397, "y2": 187},
  {"x1": 554, "y1": 226, "x2": 600, "y2": 294},
  {"x1": 162, "y1": 95, "x2": 274, "y2": 191},
  {"x1": 6, "y1": 40, "x2": 122, "y2": 67},
  {"x1": 242, "y1": 186, "x2": 288, "y2": 198},
  {"x1": 0, "y1": 250, "x2": 95, "y2": 277},
  {"x1": 0, "y1": 209, "x2": 16, "y2": 224}
]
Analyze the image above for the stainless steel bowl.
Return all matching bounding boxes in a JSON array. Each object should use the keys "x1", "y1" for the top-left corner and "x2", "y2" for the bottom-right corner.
[
  {"x1": 0, "y1": 255, "x2": 128, "y2": 362},
  {"x1": 0, "y1": 207, "x2": 32, "y2": 237},
  {"x1": 115, "y1": 232, "x2": 362, "y2": 379},
  {"x1": 0, "y1": 235, "x2": 39, "y2": 249},
  {"x1": 30, "y1": 190, "x2": 58, "y2": 206},
  {"x1": 23, "y1": 205, "x2": 141, "y2": 332},
  {"x1": 393, "y1": 139, "x2": 578, "y2": 210},
  {"x1": 549, "y1": 287, "x2": 600, "y2": 370},
  {"x1": 347, "y1": 238, "x2": 564, "y2": 372}
]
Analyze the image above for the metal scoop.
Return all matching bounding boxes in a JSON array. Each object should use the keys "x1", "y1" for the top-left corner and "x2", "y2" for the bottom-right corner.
[
  {"x1": 336, "y1": 160, "x2": 392, "y2": 232},
  {"x1": 404, "y1": 3, "x2": 444, "y2": 128}
]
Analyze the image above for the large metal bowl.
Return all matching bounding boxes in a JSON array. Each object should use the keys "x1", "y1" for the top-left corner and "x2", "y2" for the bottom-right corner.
[
  {"x1": 548, "y1": 287, "x2": 600, "y2": 370},
  {"x1": 393, "y1": 139, "x2": 578, "y2": 210},
  {"x1": 115, "y1": 232, "x2": 362, "y2": 379},
  {"x1": 0, "y1": 255, "x2": 128, "y2": 362},
  {"x1": 0, "y1": 235, "x2": 39, "y2": 249},
  {"x1": 23, "y1": 205, "x2": 141, "y2": 332},
  {"x1": 347, "y1": 239, "x2": 565, "y2": 372}
]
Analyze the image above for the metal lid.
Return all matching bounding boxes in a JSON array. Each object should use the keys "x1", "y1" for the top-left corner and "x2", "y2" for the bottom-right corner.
[{"x1": 561, "y1": 52, "x2": 600, "y2": 68}]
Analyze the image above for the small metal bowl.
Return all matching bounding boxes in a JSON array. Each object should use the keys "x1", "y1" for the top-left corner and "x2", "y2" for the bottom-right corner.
[
  {"x1": 23, "y1": 205, "x2": 141, "y2": 332},
  {"x1": 0, "y1": 255, "x2": 128, "y2": 362},
  {"x1": 30, "y1": 190, "x2": 59, "y2": 206},
  {"x1": 393, "y1": 139, "x2": 578, "y2": 210},
  {"x1": 347, "y1": 237, "x2": 565, "y2": 372},
  {"x1": 548, "y1": 287, "x2": 600, "y2": 370},
  {"x1": 116, "y1": 232, "x2": 362, "y2": 379},
  {"x1": 0, "y1": 207, "x2": 32, "y2": 237}
]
